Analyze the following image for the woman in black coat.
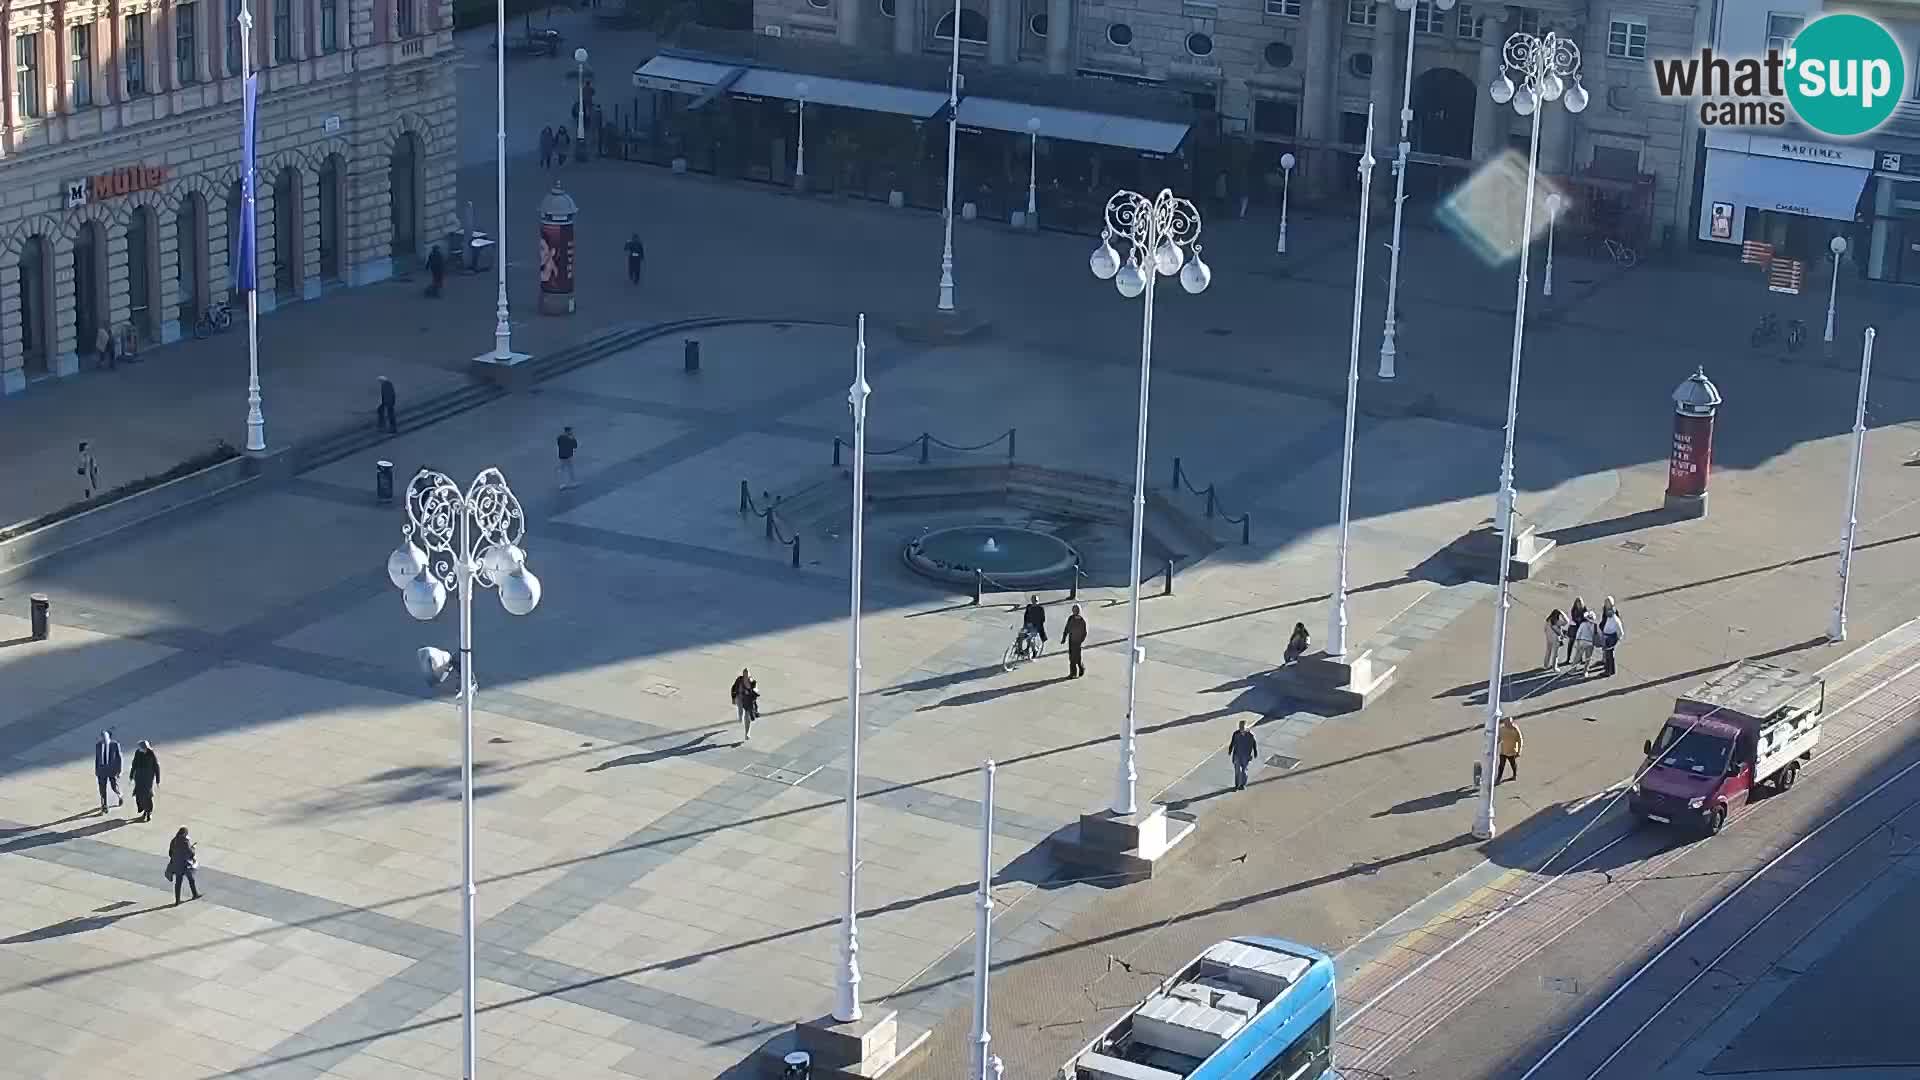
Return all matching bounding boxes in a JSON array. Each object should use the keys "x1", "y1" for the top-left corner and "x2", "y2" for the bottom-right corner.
[
  {"x1": 167, "y1": 827, "x2": 200, "y2": 904},
  {"x1": 128, "y1": 740, "x2": 160, "y2": 822}
]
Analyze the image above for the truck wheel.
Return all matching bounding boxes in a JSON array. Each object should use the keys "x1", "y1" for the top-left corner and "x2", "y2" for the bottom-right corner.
[
  {"x1": 1779, "y1": 763, "x2": 1798, "y2": 792},
  {"x1": 1707, "y1": 805, "x2": 1727, "y2": 836}
]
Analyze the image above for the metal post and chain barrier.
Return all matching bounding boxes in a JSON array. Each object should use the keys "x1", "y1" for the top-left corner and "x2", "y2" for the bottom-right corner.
[
  {"x1": 738, "y1": 480, "x2": 803, "y2": 568},
  {"x1": 1169, "y1": 456, "x2": 1252, "y2": 545},
  {"x1": 834, "y1": 428, "x2": 1017, "y2": 467}
]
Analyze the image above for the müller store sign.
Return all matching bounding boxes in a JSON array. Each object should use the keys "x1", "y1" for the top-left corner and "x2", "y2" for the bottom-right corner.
[{"x1": 64, "y1": 165, "x2": 170, "y2": 209}]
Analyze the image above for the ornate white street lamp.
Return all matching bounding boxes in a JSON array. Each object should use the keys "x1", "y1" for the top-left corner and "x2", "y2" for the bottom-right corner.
[
  {"x1": 1476, "y1": 29, "x2": 1586, "y2": 842},
  {"x1": 387, "y1": 467, "x2": 543, "y2": 1080},
  {"x1": 1831, "y1": 326, "x2": 1875, "y2": 643},
  {"x1": 573, "y1": 48, "x2": 589, "y2": 152},
  {"x1": 1824, "y1": 235, "x2": 1847, "y2": 344},
  {"x1": 1276, "y1": 152, "x2": 1296, "y2": 255},
  {"x1": 484, "y1": 0, "x2": 521, "y2": 364},
  {"x1": 969, "y1": 759, "x2": 1003, "y2": 1080},
  {"x1": 796, "y1": 81, "x2": 810, "y2": 185},
  {"x1": 1089, "y1": 190, "x2": 1212, "y2": 814},
  {"x1": 937, "y1": 0, "x2": 962, "y2": 311},
  {"x1": 237, "y1": 0, "x2": 265, "y2": 453},
  {"x1": 1378, "y1": 0, "x2": 1456, "y2": 380},
  {"x1": 1025, "y1": 117, "x2": 1041, "y2": 230},
  {"x1": 835, "y1": 317, "x2": 871, "y2": 1024},
  {"x1": 1329, "y1": 108, "x2": 1377, "y2": 660}
]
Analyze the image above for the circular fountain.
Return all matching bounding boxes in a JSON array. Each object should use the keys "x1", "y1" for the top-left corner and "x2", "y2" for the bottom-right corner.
[{"x1": 903, "y1": 525, "x2": 1080, "y2": 588}]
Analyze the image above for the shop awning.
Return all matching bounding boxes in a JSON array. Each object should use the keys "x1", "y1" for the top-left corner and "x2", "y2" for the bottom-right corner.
[
  {"x1": 955, "y1": 97, "x2": 1191, "y2": 155},
  {"x1": 1732, "y1": 152, "x2": 1871, "y2": 221},
  {"x1": 631, "y1": 55, "x2": 741, "y2": 95},
  {"x1": 730, "y1": 69, "x2": 950, "y2": 119}
]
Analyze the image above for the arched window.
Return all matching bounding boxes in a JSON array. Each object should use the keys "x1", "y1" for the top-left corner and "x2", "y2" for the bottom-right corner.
[
  {"x1": 273, "y1": 166, "x2": 302, "y2": 296},
  {"x1": 73, "y1": 221, "x2": 107, "y2": 353},
  {"x1": 17, "y1": 235, "x2": 51, "y2": 376},
  {"x1": 389, "y1": 132, "x2": 421, "y2": 263},
  {"x1": 127, "y1": 206, "x2": 160, "y2": 342},
  {"x1": 934, "y1": 8, "x2": 989, "y2": 43}
]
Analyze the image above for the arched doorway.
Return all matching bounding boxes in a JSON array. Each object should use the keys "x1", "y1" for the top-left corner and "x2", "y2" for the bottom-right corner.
[
  {"x1": 176, "y1": 192, "x2": 208, "y2": 328},
  {"x1": 127, "y1": 206, "x2": 160, "y2": 345},
  {"x1": 318, "y1": 154, "x2": 345, "y2": 282},
  {"x1": 73, "y1": 221, "x2": 107, "y2": 355},
  {"x1": 273, "y1": 166, "x2": 302, "y2": 297},
  {"x1": 1412, "y1": 66, "x2": 1478, "y2": 160},
  {"x1": 389, "y1": 132, "x2": 421, "y2": 265},
  {"x1": 17, "y1": 235, "x2": 51, "y2": 377},
  {"x1": 934, "y1": 7, "x2": 988, "y2": 42}
]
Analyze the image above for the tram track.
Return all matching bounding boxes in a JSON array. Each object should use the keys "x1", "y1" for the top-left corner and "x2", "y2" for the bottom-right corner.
[{"x1": 1331, "y1": 646, "x2": 1920, "y2": 1077}]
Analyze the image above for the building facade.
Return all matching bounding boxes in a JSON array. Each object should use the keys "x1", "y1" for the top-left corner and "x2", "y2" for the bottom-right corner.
[
  {"x1": 749, "y1": 0, "x2": 1706, "y2": 244},
  {"x1": 0, "y1": 0, "x2": 457, "y2": 394}
]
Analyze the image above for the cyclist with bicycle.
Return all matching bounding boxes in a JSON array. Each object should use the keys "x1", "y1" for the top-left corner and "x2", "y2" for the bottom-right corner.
[{"x1": 1020, "y1": 595, "x2": 1048, "y2": 652}]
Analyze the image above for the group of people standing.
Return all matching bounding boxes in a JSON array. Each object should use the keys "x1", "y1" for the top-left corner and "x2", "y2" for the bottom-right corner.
[
  {"x1": 92, "y1": 731, "x2": 200, "y2": 904},
  {"x1": 1544, "y1": 595, "x2": 1627, "y2": 677}
]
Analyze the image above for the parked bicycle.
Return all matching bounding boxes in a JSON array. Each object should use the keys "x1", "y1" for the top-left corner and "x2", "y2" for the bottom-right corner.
[
  {"x1": 1603, "y1": 238, "x2": 1639, "y2": 269},
  {"x1": 1002, "y1": 625, "x2": 1046, "y2": 672},
  {"x1": 193, "y1": 301, "x2": 234, "y2": 339},
  {"x1": 1751, "y1": 311, "x2": 1808, "y2": 352},
  {"x1": 116, "y1": 322, "x2": 142, "y2": 362}
]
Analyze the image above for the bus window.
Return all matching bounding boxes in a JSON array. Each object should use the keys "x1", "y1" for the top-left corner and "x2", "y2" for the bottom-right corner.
[{"x1": 1256, "y1": 1012, "x2": 1332, "y2": 1080}]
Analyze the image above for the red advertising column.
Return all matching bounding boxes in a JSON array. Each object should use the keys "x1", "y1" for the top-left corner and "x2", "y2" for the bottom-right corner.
[
  {"x1": 537, "y1": 183, "x2": 578, "y2": 316},
  {"x1": 1665, "y1": 366, "x2": 1722, "y2": 518}
]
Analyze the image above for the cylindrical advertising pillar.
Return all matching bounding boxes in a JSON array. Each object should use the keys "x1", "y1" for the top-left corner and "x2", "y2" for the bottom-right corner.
[
  {"x1": 1665, "y1": 366, "x2": 1722, "y2": 518},
  {"x1": 537, "y1": 183, "x2": 578, "y2": 316}
]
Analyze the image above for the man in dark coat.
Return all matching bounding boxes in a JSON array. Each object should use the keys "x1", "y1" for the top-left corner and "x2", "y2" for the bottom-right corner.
[
  {"x1": 1064, "y1": 604, "x2": 1088, "y2": 678},
  {"x1": 625, "y1": 234, "x2": 645, "y2": 285},
  {"x1": 167, "y1": 827, "x2": 200, "y2": 904},
  {"x1": 539, "y1": 126, "x2": 555, "y2": 169},
  {"x1": 1228, "y1": 720, "x2": 1258, "y2": 791},
  {"x1": 94, "y1": 731, "x2": 123, "y2": 813},
  {"x1": 129, "y1": 740, "x2": 160, "y2": 822},
  {"x1": 425, "y1": 245, "x2": 446, "y2": 298},
  {"x1": 377, "y1": 376, "x2": 398, "y2": 434}
]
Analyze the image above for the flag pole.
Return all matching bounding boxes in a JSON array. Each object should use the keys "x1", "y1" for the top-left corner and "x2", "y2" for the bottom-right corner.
[{"x1": 238, "y1": 1, "x2": 265, "y2": 453}]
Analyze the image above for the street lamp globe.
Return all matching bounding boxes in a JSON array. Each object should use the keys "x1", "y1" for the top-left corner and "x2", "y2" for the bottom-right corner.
[
  {"x1": 1393, "y1": 0, "x2": 1413, "y2": 10},
  {"x1": 574, "y1": 47, "x2": 587, "y2": 63},
  {"x1": 1281, "y1": 152, "x2": 1296, "y2": 171},
  {"x1": 1027, "y1": 116, "x2": 1041, "y2": 134},
  {"x1": 404, "y1": 573, "x2": 448, "y2": 621},
  {"x1": 1153, "y1": 239, "x2": 1186, "y2": 276},
  {"x1": 1831, "y1": 235, "x2": 1849, "y2": 255},
  {"x1": 1434, "y1": 0, "x2": 1454, "y2": 9},
  {"x1": 481, "y1": 542, "x2": 525, "y2": 581},
  {"x1": 1563, "y1": 78, "x2": 1589, "y2": 112},
  {"x1": 1490, "y1": 72, "x2": 1516, "y2": 104},
  {"x1": 1116, "y1": 262, "x2": 1147, "y2": 298},
  {"x1": 498, "y1": 568, "x2": 542, "y2": 617},
  {"x1": 389, "y1": 542, "x2": 427, "y2": 590},
  {"x1": 1541, "y1": 72, "x2": 1564, "y2": 101},
  {"x1": 1180, "y1": 254, "x2": 1212, "y2": 295},
  {"x1": 1090, "y1": 235, "x2": 1121, "y2": 279},
  {"x1": 1513, "y1": 84, "x2": 1538, "y2": 115}
]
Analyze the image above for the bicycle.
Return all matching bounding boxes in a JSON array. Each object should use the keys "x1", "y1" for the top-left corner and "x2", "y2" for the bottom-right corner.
[
  {"x1": 116, "y1": 322, "x2": 142, "y2": 362},
  {"x1": 192, "y1": 301, "x2": 234, "y2": 339},
  {"x1": 1750, "y1": 312, "x2": 1808, "y2": 353},
  {"x1": 1002, "y1": 626, "x2": 1046, "y2": 672},
  {"x1": 1603, "y1": 238, "x2": 1639, "y2": 269}
]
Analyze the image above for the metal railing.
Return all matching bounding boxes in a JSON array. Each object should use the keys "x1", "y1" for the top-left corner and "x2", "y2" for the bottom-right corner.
[
  {"x1": 1169, "y1": 457, "x2": 1252, "y2": 545},
  {"x1": 834, "y1": 428, "x2": 1016, "y2": 467},
  {"x1": 738, "y1": 480, "x2": 802, "y2": 568}
]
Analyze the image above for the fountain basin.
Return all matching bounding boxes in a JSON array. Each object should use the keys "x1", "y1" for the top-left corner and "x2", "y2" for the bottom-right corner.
[{"x1": 903, "y1": 525, "x2": 1079, "y2": 588}]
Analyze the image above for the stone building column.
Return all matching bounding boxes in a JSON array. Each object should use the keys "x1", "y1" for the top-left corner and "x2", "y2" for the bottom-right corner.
[
  {"x1": 0, "y1": 249, "x2": 22, "y2": 395},
  {"x1": 1472, "y1": 7, "x2": 1510, "y2": 160},
  {"x1": 988, "y1": 0, "x2": 1011, "y2": 64},
  {"x1": 1044, "y1": 0, "x2": 1070, "y2": 74},
  {"x1": 894, "y1": 0, "x2": 919, "y2": 54},
  {"x1": 157, "y1": 207, "x2": 183, "y2": 343},
  {"x1": 303, "y1": 164, "x2": 324, "y2": 298},
  {"x1": 51, "y1": 233, "x2": 79, "y2": 377},
  {"x1": 106, "y1": 222, "x2": 132, "y2": 347},
  {"x1": 1301, "y1": 0, "x2": 1335, "y2": 141},
  {"x1": 1536, "y1": 23, "x2": 1573, "y2": 177},
  {"x1": 1366, "y1": 0, "x2": 1398, "y2": 157},
  {"x1": 209, "y1": 188, "x2": 234, "y2": 302},
  {"x1": 838, "y1": 0, "x2": 862, "y2": 46}
]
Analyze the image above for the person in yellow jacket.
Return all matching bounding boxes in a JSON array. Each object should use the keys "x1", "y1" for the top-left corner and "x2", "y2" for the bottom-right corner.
[{"x1": 1496, "y1": 716, "x2": 1523, "y2": 783}]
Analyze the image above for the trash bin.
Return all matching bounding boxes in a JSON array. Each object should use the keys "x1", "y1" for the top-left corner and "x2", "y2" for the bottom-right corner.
[
  {"x1": 781, "y1": 1051, "x2": 811, "y2": 1079},
  {"x1": 377, "y1": 460, "x2": 395, "y2": 503},
  {"x1": 29, "y1": 594, "x2": 50, "y2": 641},
  {"x1": 684, "y1": 339, "x2": 700, "y2": 373}
]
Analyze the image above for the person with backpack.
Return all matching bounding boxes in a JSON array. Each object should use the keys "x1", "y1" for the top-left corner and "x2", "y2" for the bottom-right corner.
[
  {"x1": 730, "y1": 669, "x2": 760, "y2": 743},
  {"x1": 166, "y1": 827, "x2": 200, "y2": 904}
]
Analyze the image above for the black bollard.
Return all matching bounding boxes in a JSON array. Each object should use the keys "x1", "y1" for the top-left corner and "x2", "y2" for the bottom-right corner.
[
  {"x1": 1241, "y1": 512, "x2": 1252, "y2": 546},
  {"x1": 1205, "y1": 486, "x2": 1217, "y2": 519},
  {"x1": 1171, "y1": 456, "x2": 1183, "y2": 491},
  {"x1": 765, "y1": 508, "x2": 775, "y2": 539},
  {"x1": 1069, "y1": 558, "x2": 1081, "y2": 601},
  {"x1": 29, "y1": 594, "x2": 50, "y2": 641},
  {"x1": 1007, "y1": 427, "x2": 1017, "y2": 461},
  {"x1": 972, "y1": 569, "x2": 984, "y2": 606},
  {"x1": 1163, "y1": 560, "x2": 1174, "y2": 596},
  {"x1": 833, "y1": 437, "x2": 843, "y2": 468},
  {"x1": 739, "y1": 479, "x2": 751, "y2": 514},
  {"x1": 376, "y1": 460, "x2": 394, "y2": 503},
  {"x1": 790, "y1": 535, "x2": 801, "y2": 569},
  {"x1": 919, "y1": 433, "x2": 931, "y2": 465},
  {"x1": 684, "y1": 338, "x2": 701, "y2": 373}
]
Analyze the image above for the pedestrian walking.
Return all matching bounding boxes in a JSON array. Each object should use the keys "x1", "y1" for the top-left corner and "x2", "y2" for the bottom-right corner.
[
  {"x1": 94, "y1": 730, "x2": 123, "y2": 813},
  {"x1": 425, "y1": 244, "x2": 446, "y2": 298},
  {"x1": 1228, "y1": 720, "x2": 1258, "y2": 791},
  {"x1": 1497, "y1": 716, "x2": 1523, "y2": 783},
  {"x1": 1543, "y1": 608, "x2": 1567, "y2": 670},
  {"x1": 556, "y1": 426, "x2": 579, "y2": 489},
  {"x1": 166, "y1": 827, "x2": 200, "y2": 904},
  {"x1": 731, "y1": 668, "x2": 757, "y2": 742},
  {"x1": 376, "y1": 376, "x2": 398, "y2": 434},
  {"x1": 1600, "y1": 599, "x2": 1626, "y2": 678},
  {"x1": 128, "y1": 740, "x2": 160, "y2": 822},
  {"x1": 539, "y1": 126, "x2": 555, "y2": 169},
  {"x1": 1565, "y1": 596, "x2": 1589, "y2": 665},
  {"x1": 1064, "y1": 604, "x2": 1088, "y2": 678},
  {"x1": 624, "y1": 233, "x2": 646, "y2": 285},
  {"x1": 1284, "y1": 622, "x2": 1311, "y2": 665},
  {"x1": 77, "y1": 441, "x2": 100, "y2": 500},
  {"x1": 1573, "y1": 612, "x2": 1598, "y2": 672},
  {"x1": 95, "y1": 324, "x2": 116, "y2": 370},
  {"x1": 554, "y1": 126, "x2": 571, "y2": 165}
]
